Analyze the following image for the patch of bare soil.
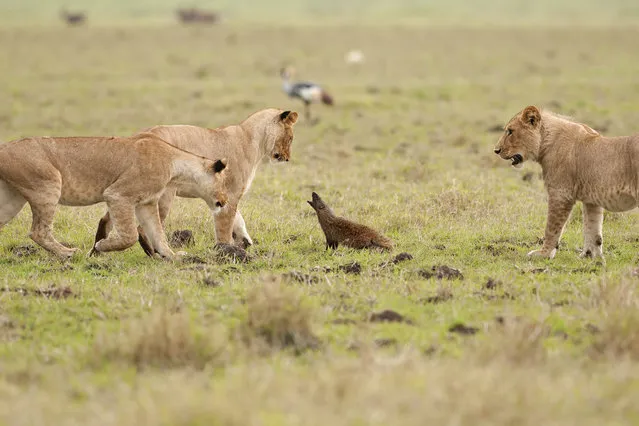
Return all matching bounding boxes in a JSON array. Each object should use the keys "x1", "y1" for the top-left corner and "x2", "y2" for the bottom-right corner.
[
  {"x1": 202, "y1": 276, "x2": 221, "y2": 287},
  {"x1": 484, "y1": 278, "x2": 501, "y2": 289},
  {"x1": 519, "y1": 267, "x2": 548, "y2": 275},
  {"x1": 10, "y1": 245, "x2": 38, "y2": 257},
  {"x1": 475, "y1": 291, "x2": 516, "y2": 301},
  {"x1": 374, "y1": 338, "x2": 398, "y2": 347},
  {"x1": 585, "y1": 323, "x2": 601, "y2": 334},
  {"x1": 379, "y1": 252, "x2": 413, "y2": 268},
  {"x1": 418, "y1": 265, "x2": 464, "y2": 280},
  {"x1": 477, "y1": 279, "x2": 515, "y2": 300},
  {"x1": 311, "y1": 262, "x2": 361, "y2": 275},
  {"x1": 448, "y1": 322, "x2": 479, "y2": 335},
  {"x1": 1, "y1": 285, "x2": 74, "y2": 299},
  {"x1": 182, "y1": 254, "x2": 208, "y2": 264},
  {"x1": 283, "y1": 271, "x2": 319, "y2": 285},
  {"x1": 215, "y1": 243, "x2": 250, "y2": 263},
  {"x1": 169, "y1": 230, "x2": 194, "y2": 247},
  {"x1": 332, "y1": 318, "x2": 358, "y2": 325},
  {"x1": 34, "y1": 285, "x2": 74, "y2": 299},
  {"x1": 369, "y1": 309, "x2": 413, "y2": 325},
  {"x1": 339, "y1": 262, "x2": 362, "y2": 275},
  {"x1": 481, "y1": 243, "x2": 517, "y2": 256},
  {"x1": 85, "y1": 263, "x2": 112, "y2": 273},
  {"x1": 421, "y1": 287, "x2": 453, "y2": 304},
  {"x1": 283, "y1": 234, "x2": 300, "y2": 244}
]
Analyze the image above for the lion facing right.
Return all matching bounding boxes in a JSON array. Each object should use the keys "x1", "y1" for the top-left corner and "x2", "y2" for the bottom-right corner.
[{"x1": 494, "y1": 105, "x2": 639, "y2": 259}]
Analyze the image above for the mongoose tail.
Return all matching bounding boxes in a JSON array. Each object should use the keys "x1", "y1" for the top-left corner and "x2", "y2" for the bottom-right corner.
[{"x1": 371, "y1": 235, "x2": 394, "y2": 251}]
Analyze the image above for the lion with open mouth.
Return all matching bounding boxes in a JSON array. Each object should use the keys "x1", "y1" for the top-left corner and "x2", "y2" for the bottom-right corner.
[{"x1": 494, "y1": 105, "x2": 639, "y2": 260}]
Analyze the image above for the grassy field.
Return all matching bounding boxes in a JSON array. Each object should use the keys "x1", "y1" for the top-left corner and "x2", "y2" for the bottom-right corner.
[
  {"x1": 3, "y1": 0, "x2": 639, "y2": 25},
  {"x1": 2, "y1": 4, "x2": 639, "y2": 424}
]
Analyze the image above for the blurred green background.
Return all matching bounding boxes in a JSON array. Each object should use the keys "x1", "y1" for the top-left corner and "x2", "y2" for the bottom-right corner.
[{"x1": 2, "y1": 0, "x2": 639, "y2": 25}]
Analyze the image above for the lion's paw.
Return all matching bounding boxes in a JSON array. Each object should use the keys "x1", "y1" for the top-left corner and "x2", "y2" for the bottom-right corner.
[
  {"x1": 527, "y1": 248, "x2": 557, "y2": 259},
  {"x1": 579, "y1": 247, "x2": 603, "y2": 259}
]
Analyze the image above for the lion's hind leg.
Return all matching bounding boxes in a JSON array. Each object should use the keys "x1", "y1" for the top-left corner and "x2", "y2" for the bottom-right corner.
[
  {"x1": 27, "y1": 179, "x2": 77, "y2": 259},
  {"x1": 580, "y1": 203, "x2": 604, "y2": 258}
]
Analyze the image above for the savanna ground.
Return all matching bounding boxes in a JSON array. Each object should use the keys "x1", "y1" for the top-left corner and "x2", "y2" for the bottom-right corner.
[{"x1": 2, "y1": 1, "x2": 639, "y2": 424}]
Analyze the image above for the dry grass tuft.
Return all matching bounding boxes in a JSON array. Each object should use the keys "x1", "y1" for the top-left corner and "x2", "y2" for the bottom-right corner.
[
  {"x1": 472, "y1": 316, "x2": 550, "y2": 366},
  {"x1": 91, "y1": 308, "x2": 227, "y2": 370},
  {"x1": 590, "y1": 308, "x2": 639, "y2": 361},
  {"x1": 588, "y1": 276, "x2": 638, "y2": 309},
  {"x1": 587, "y1": 277, "x2": 639, "y2": 360},
  {"x1": 240, "y1": 277, "x2": 321, "y2": 354},
  {"x1": 429, "y1": 188, "x2": 492, "y2": 218}
]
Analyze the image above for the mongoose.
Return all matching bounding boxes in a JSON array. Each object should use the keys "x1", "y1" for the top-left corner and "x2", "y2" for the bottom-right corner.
[{"x1": 307, "y1": 192, "x2": 393, "y2": 251}]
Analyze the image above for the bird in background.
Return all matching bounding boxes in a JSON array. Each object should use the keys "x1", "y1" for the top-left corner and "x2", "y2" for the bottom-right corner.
[{"x1": 280, "y1": 66, "x2": 334, "y2": 123}]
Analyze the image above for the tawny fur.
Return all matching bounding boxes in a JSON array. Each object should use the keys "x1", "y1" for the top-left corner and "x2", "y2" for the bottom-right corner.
[
  {"x1": 93, "y1": 108, "x2": 298, "y2": 256},
  {"x1": 494, "y1": 105, "x2": 639, "y2": 259},
  {"x1": 0, "y1": 134, "x2": 228, "y2": 259},
  {"x1": 307, "y1": 192, "x2": 393, "y2": 251}
]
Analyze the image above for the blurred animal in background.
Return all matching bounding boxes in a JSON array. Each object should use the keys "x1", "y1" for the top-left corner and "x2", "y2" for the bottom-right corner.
[
  {"x1": 345, "y1": 49, "x2": 365, "y2": 65},
  {"x1": 280, "y1": 67, "x2": 333, "y2": 123},
  {"x1": 307, "y1": 192, "x2": 393, "y2": 251},
  {"x1": 60, "y1": 9, "x2": 86, "y2": 26},
  {"x1": 176, "y1": 8, "x2": 219, "y2": 24}
]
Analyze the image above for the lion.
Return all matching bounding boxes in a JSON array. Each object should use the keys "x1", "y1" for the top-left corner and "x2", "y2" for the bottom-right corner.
[
  {"x1": 0, "y1": 133, "x2": 228, "y2": 259},
  {"x1": 91, "y1": 108, "x2": 298, "y2": 258},
  {"x1": 494, "y1": 105, "x2": 639, "y2": 259}
]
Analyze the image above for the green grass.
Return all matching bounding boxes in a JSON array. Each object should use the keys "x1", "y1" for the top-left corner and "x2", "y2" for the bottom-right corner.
[{"x1": 2, "y1": 17, "x2": 639, "y2": 425}]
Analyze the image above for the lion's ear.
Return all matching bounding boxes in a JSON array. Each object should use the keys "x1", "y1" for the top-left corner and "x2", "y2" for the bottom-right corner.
[
  {"x1": 522, "y1": 106, "x2": 541, "y2": 127},
  {"x1": 280, "y1": 110, "x2": 298, "y2": 126},
  {"x1": 210, "y1": 158, "x2": 227, "y2": 174}
]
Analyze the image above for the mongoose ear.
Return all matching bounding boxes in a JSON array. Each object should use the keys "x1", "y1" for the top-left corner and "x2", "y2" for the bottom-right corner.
[
  {"x1": 280, "y1": 110, "x2": 298, "y2": 125},
  {"x1": 307, "y1": 200, "x2": 314, "y2": 208},
  {"x1": 211, "y1": 158, "x2": 227, "y2": 174},
  {"x1": 521, "y1": 106, "x2": 541, "y2": 127}
]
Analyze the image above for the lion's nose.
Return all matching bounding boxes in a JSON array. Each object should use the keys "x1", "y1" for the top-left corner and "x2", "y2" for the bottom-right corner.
[
  {"x1": 494, "y1": 148, "x2": 501, "y2": 154},
  {"x1": 216, "y1": 200, "x2": 226, "y2": 208}
]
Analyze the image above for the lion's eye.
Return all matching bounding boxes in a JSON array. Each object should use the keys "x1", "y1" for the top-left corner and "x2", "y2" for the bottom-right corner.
[{"x1": 506, "y1": 128, "x2": 513, "y2": 136}]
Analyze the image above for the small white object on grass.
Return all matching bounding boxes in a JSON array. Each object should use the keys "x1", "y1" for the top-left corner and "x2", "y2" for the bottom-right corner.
[{"x1": 345, "y1": 49, "x2": 364, "y2": 65}]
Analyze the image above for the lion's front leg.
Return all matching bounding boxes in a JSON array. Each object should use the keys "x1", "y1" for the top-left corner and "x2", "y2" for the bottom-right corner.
[
  {"x1": 135, "y1": 201, "x2": 175, "y2": 260},
  {"x1": 213, "y1": 202, "x2": 250, "y2": 262},
  {"x1": 528, "y1": 193, "x2": 575, "y2": 259},
  {"x1": 213, "y1": 202, "x2": 236, "y2": 245},
  {"x1": 580, "y1": 203, "x2": 604, "y2": 258},
  {"x1": 232, "y1": 210, "x2": 253, "y2": 249}
]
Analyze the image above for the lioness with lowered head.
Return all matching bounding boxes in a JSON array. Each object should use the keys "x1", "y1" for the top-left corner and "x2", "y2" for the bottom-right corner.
[
  {"x1": 0, "y1": 133, "x2": 228, "y2": 259},
  {"x1": 494, "y1": 105, "x2": 639, "y2": 259},
  {"x1": 92, "y1": 108, "x2": 298, "y2": 257}
]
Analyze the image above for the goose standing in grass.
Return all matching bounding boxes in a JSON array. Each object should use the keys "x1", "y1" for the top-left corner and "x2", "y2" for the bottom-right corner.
[{"x1": 280, "y1": 67, "x2": 333, "y2": 122}]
